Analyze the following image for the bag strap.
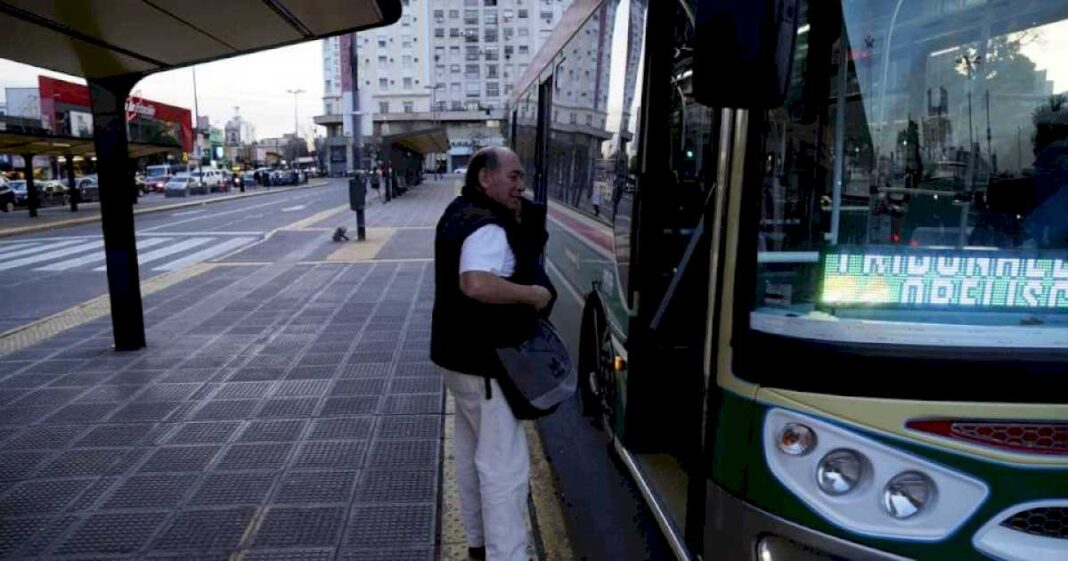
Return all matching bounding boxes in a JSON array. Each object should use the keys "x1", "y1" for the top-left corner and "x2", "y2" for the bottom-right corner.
[{"x1": 484, "y1": 377, "x2": 492, "y2": 400}]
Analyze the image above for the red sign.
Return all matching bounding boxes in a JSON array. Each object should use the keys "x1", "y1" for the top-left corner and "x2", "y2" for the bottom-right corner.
[{"x1": 37, "y1": 76, "x2": 194, "y2": 152}]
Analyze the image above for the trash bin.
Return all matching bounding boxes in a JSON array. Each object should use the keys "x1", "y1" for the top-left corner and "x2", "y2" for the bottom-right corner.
[{"x1": 348, "y1": 176, "x2": 366, "y2": 211}]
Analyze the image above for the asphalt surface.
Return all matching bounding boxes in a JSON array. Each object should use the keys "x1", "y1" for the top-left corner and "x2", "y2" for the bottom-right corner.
[{"x1": 0, "y1": 181, "x2": 347, "y2": 333}]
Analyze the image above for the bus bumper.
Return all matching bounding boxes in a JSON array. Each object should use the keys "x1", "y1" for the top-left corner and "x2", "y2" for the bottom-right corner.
[{"x1": 703, "y1": 482, "x2": 911, "y2": 561}]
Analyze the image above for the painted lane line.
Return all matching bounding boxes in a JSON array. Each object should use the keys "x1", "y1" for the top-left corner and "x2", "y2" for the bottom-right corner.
[
  {"x1": 0, "y1": 239, "x2": 84, "y2": 262},
  {"x1": 35, "y1": 237, "x2": 171, "y2": 271},
  {"x1": 143, "y1": 231, "x2": 262, "y2": 237},
  {"x1": 152, "y1": 237, "x2": 256, "y2": 271},
  {"x1": 171, "y1": 209, "x2": 207, "y2": 217},
  {"x1": 281, "y1": 204, "x2": 307, "y2": 212},
  {"x1": 92, "y1": 237, "x2": 215, "y2": 271},
  {"x1": 141, "y1": 195, "x2": 321, "y2": 232},
  {"x1": 0, "y1": 240, "x2": 103, "y2": 271}
]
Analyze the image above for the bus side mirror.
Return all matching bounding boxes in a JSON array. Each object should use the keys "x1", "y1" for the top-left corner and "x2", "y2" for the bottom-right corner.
[{"x1": 693, "y1": 0, "x2": 799, "y2": 109}]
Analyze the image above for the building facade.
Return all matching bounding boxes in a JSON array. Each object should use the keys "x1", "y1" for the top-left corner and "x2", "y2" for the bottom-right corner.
[{"x1": 316, "y1": 0, "x2": 571, "y2": 172}]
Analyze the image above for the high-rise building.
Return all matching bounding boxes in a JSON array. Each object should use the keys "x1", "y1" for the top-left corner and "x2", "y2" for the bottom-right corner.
[{"x1": 316, "y1": 0, "x2": 571, "y2": 173}]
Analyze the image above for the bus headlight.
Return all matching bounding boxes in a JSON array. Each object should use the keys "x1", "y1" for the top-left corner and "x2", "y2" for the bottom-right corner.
[
  {"x1": 816, "y1": 449, "x2": 864, "y2": 496},
  {"x1": 778, "y1": 423, "x2": 816, "y2": 456},
  {"x1": 882, "y1": 471, "x2": 934, "y2": 519}
]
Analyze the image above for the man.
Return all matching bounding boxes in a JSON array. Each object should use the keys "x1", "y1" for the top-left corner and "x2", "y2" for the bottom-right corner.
[{"x1": 432, "y1": 147, "x2": 554, "y2": 561}]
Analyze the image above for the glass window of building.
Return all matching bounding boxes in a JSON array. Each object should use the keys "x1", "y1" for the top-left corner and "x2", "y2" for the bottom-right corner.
[
  {"x1": 487, "y1": 64, "x2": 499, "y2": 79},
  {"x1": 504, "y1": 63, "x2": 514, "y2": 79},
  {"x1": 403, "y1": 101, "x2": 414, "y2": 113},
  {"x1": 449, "y1": 46, "x2": 460, "y2": 59},
  {"x1": 378, "y1": 38, "x2": 387, "y2": 48},
  {"x1": 433, "y1": 9, "x2": 444, "y2": 21},
  {"x1": 402, "y1": 55, "x2": 413, "y2": 68},
  {"x1": 448, "y1": 9, "x2": 459, "y2": 18},
  {"x1": 401, "y1": 14, "x2": 410, "y2": 26},
  {"x1": 518, "y1": 45, "x2": 529, "y2": 55},
  {"x1": 450, "y1": 64, "x2": 461, "y2": 74},
  {"x1": 503, "y1": 27, "x2": 514, "y2": 40},
  {"x1": 466, "y1": 46, "x2": 480, "y2": 61},
  {"x1": 403, "y1": 77, "x2": 413, "y2": 89},
  {"x1": 434, "y1": 46, "x2": 445, "y2": 60},
  {"x1": 452, "y1": 101, "x2": 464, "y2": 111},
  {"x1": 484, "y1": 48, "x2": 499, "y2": 61},
  {"x1": 464, "y1": 9, "x2": 478, "y2": 24},
  {"x1": 485, "y1": 28, "x2": 498, "y2": 43},
  {"x1": 436, "y1": 65, "x2": 446, "y2": 79},
  {"x1": 435, "y1": 28, "x2": 445, "y2": 38},
  {"x1": 451, "y1": 83, "x2": 461, "y2": 95},
  {"x1": 504, "y1": 45, "x2": 514, "y2": 58},
  {"x1": 485, "y1": 11, "x2": 498, "y2": 24},
  {"x1": 465, "y1": 28, "x2": 479, "y2": 43},
  {"x1": 539, "y1": 29, "x2": 551, "y2": 40},
  {"x1": 539, "y1": 10, "x2": 552, "y2": 23},
  {"x1": 518, "y1": 9, "x2": 528, "y2": 18},
  {"x1": 378, "y1": 55, "x2": 387, "y2": 67},
  {"x1": 464, "y1": 0, "x2": 477, "y2": 6},
  {"x1": 487, "y1": 82, "x2": 499, "y2": 97},
  {"x1": 466, "y1": 83, "x2": 480, "y2": 98},
  {"x1": 518, "y1": 27, "x2": 528, "y2": 38},
  {"x1": 401, "y1": 35, "x2": 412, "y2": 48},
  {"x1": 465, "y1": 64, "x2": 480, "y2": 79},
  {"x1": 503, "y1": 9, "x2": 513, "y2": 20},
  {"x1": 485, "y1": 0, "x2": 497, "y2": 5},
  {"x1": 504, "y1": 84, "x2": 513, "y2": 95},
  {"x1": 450, "y1": 28, "x2": 460, "y2": 38},
  {"x1": 379, "y1": 101, "x2": 389, "y2": 113},
  {"x1": 378, "y1": 77, "x2": 388, "y2": 89}
]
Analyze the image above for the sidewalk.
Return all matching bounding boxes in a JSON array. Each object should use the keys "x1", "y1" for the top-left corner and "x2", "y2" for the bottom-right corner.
[
  {"x1": 0, "y1": 179, "x2": 332, "y2": 239},
  {"x1": 0, "y1": 178, "x2": 570, "y2": 561}
]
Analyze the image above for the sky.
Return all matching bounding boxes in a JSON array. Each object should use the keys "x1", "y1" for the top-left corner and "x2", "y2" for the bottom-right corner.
[{"x1": 0, "y1": 40, "x2": 325, "y2": 142}]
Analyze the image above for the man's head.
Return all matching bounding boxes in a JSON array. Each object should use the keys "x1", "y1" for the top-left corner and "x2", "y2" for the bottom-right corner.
[{"x1": 464, "y1": 147, "x2": 526, "y2": 213}]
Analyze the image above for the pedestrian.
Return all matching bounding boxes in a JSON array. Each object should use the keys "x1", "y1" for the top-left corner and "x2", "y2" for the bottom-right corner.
[
  {"x1": 431, "y1": 147, "x2": 555, "y2": 561},
  {"x1": 369, "y1": 169, "x2": 382, "y2": 202}
]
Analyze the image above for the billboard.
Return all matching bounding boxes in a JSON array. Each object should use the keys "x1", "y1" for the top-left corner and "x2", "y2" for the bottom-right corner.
[{"x1": 37, "y1": 76, "x2": 193, "y2": 152}]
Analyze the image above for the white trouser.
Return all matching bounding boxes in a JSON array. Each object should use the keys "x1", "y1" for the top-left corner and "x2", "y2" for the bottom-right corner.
[{"x1": 443, "y1": 369, "x2": 530, "y2": 561}]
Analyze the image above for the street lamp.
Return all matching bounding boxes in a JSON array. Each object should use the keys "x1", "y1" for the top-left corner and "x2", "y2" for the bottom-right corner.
[{"x1": 286, "y1": 89, "x2": 305, "y2": 140}]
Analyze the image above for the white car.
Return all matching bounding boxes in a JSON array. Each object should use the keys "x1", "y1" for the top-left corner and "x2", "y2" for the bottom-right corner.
[
  {"x1": 454, "y1": 167, "x2": 468, "y2": 175},
  {"x1": 164, "y1": 176, "x2": 206, "y2": 197}
]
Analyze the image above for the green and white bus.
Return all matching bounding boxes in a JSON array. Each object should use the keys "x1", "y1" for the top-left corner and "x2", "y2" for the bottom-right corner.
[{"x1": 507, "y1": 0, "x2": 1068, "y2": 559}]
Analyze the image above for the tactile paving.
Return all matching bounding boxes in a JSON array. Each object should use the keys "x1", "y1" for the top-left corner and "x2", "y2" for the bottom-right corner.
[
  {"x1": 337, "y1": 363, "x2": 391, "y2": 378},
  {"x1": 134, "y1": 383, "x2": 203, "y2": 401},
  {"x1": 347, "y1": 352, "x2": 395, "y2": 364},
  {"x1": 239, "y1": 419, "x2": 306, "y2": 442},
  {"x1": 251, "y1": 506, "x2": 345, "y2": 547},
  {"x1": 245, "y1": 354, "x2": 296, "y2": 368},
  {"x1": 161, "y1": 368, "x2": 220, "y2": 382},
  {"x1": 0, "y1": 405, "x2": 55, "y2": 424},
  {"x1": 77, "y1": 385, "x2": 142, "y2": 402},
  {"x1": 228, "y1": 367, "x2": 286, "y2": 382},
  {"x1": 67, "y1": 476, "x2": 117, "y2": 511},
  {"x1": 243, "y1": 550, "x2": 335, "y2": 561},
  {"x1": 3, "y1": 424, "x2": 85, "y2": 449},
  {"x1": 336, "y1": 547, "x2": 434, "y2": 561},
  {"x1": 273, "y1": 470, "x2": 357, "y2": 504},
  {"x1": 0, "y1": 478, "x2": 92, "y2": 514},
  {"x1": 344, "y1": 504, "x2": 434, "y2": 547},
  {"x1": 285, "y1": 366, "x2": 337, "y2": 380},
  {"x1": 293, "y1": 440, "x2": 367, "y2": 469},
  {"x1": 103, "y1": 474, "x2": 198, "y2": 509},
  {"x1": 38, "y1": 447, "x2": 126, "y2": 477},
  {"x1": 383, "y1": 394, "x2": 442, "y2": 415},
  {"x1": 320, "y1": 396, "x2": 381, "y2": 417},
  {"x1": 59, "y1": 510, "x2": 168, "y2": 554},
  {"x1": 257, "y1": 397, "x2": 320, "y2": 418},
  {"x1": 110, "y1": 401, "x2": 181, "y2": 422},
  {"x1": 189, "y1": 472, "x2": 276, "y2": 506},
  {"x1": 273, "y1": 380, "x2": 330, "y2": 397},
  {"x1": 139, "y1": 445, "x2": 221, "y2": 472},
  {"x1": 307, "y1": 341, "x2": 352, "y2": 354},
  {"x1": 11, "y1": 387, "x2": 84, "y2": 406},
  {"x1": 108, "y1": 369, "x2": 166, "y2": 385},
  {"x1": 22, "y1": 359, "x2": 89, "y2": 373},
  {"x1": 394, "y1": 362, "x2": 439, "y2": 377},
  {"x1": 365, "y1": 440, "x2": 438, "y2": 471},
  {"x1": 377, "y1": 416, "x2": 441, "y2": 440},
  {"x1": 216, "y1": 443, "x2": 293, "y2": 471},
  {"x1": 298, "y1": 353, "x2": 345, "y2": 367},
  {"x1": 308, "y1": 417, "x2": 375, "y2": 441},
  {"x1": 166, "y1": 422, "x2": 242, "y2": 444},
  {"x1": 191, "y1": 400, "x2": 259, "y2": 420},
  {"x1": 50, "y1": 371, "x2": 113, "y2": 386},
  {"x1": 154, "y1": 507, "x2": 256, "y2": 550},
  {"x1": 330, "y1": 378, "x2": 387, "y2": 397},
  {"x1": 74, "y1": 424, "x2": 155, "y2": 447},
  {"x1": 355, "y1": 470, "x2": 436, "y2": 503},
  {"x1": 0, "y1": 516, "x2": 50, "y2": 558}
]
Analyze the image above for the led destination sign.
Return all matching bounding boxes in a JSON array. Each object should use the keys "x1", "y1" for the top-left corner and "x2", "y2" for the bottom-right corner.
[{"x1": 821, "y1": 252, "x2": 1068, "y2": 309}]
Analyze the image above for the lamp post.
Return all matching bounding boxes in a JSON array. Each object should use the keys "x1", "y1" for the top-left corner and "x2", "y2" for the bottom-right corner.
[{"x1": 286, "y1": 88, "x2": 305, "y2": 140}]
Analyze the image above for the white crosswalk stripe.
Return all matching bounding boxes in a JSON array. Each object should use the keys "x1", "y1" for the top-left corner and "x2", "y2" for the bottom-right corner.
[
  {"x1": 152, "y1": 237, "x2": 256, "y2": 271},
  {"x1": 0, "y1": 239, "x2": 82, "y2": 262},
  {"x1": 35, "y1": 237, "x2": 171, "y2": 271},
  {"x1": 92, "y1": 237, "x2": 213, "y2": 271},
  {"x1": 0, "y1": 240, "x2": 103, "y2": 272}
]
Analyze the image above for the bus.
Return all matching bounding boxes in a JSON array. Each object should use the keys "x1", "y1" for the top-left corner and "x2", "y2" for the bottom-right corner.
[{"x1": 507, "y1": 1, "x2": 1068, "y2": 559}]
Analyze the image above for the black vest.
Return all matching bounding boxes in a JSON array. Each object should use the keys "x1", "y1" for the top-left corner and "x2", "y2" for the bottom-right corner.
[{"x1": 431, "y1": 193, "x2": 554, "y2": 378}]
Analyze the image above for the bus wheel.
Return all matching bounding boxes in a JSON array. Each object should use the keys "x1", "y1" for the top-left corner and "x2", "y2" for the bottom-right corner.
[{"x1": 594, "y1": 328, "x2": 617, "y2": 435}]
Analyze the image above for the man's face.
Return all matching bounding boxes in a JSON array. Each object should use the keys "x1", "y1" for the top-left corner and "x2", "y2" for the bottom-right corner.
[{"x1": 479, "y1": 150, "x2": 526, "y2": 213}]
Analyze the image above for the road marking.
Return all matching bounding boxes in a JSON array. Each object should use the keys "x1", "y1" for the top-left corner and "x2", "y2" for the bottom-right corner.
[
  {"x1": 281, "y1": 204, "x2": 347, "y2": 230},
  {"x1": 152, "y1": 236, "x2": 256, "y2": 271},
  {"x1": 36, "y1": 237, "x2": 170, "y2": 271},
  {"x1": 281, "y1": 204, "x2": 307, "y2": 212},
  {"x1": 0, "y1": 239, "x2": 83, "y2": 261},
  {"x1": 141, "y1": 194, "x2": 321, "y2": 232},
  {"x1": 0, "y1": 240, "x2": 103, "y2": 271},
  {"x1": 171, "y1": 209, "x2": 207, "y2": 216},
  {"x1": 90, "y1": 237, "x2": 213, "y2": 271}
]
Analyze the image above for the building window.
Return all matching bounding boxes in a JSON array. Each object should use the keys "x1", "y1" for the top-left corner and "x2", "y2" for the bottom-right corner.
[
  {"x1": 464, "y1": 0, "x2": 478, "y2": 6},
  {"x1": 484, "y1": 28, "x2": 498, "y2": 42},
  {"x1": 503, "y1": 27, "x2": 514, "y2": 40},
  {"x1": 379, "y1": 101, "x2": 390, "y2": 114},
  {"x1": 433, "y1": 9, "x2": 444, "y2": 21},
  {"x1": 518, "y1": 45, "x2": 529, "y2": 55},
  {"x1": 450, "y1": 64, "x2": 462, "y2": 74},
  {"x1": 485, "y1": 0, "x2": 497, "y2": 5},
  {"x1": 465, "y1": 28, "x2": 479, "y2": 43},
  {"x1": 449, "y1": 9, "x2": 459, "y2": 18},
  {"x1": 487, "y1": 64, "x2": 499, "y2": 79},
  {"x1": 378, "y1": 55, "x2": 387, "y2": 67},
  {"x1": 324, "y1": 79, "x2": 331, "y2": 90},
  {"x1": 402, "y1": 35, "x2": 412, "y2": 48},
  {"x1": 378, "y1": 38, "x2": 387, "y2": 48},
  {"x1": 484, "y1": 11, "x2": 498, "y2": 24},
  {"x1": 435, "y1": 27, "x2": 444, "y2": 38},
  {"x1": 434, "y1": 46, "x2": 445, "y2": 60},
  {"x1": 449, "y1": 46, "x2": 461, "y2": 59},
  {"x1": 451, "y1": 83, "x2": 461, "y2": 95},
  {"x1": 540, "y1": 10, "x2": 553, "y2": 23},
  {"x1": 466, "y1": 46, "x2": 480, "y2": 61},
  {"x1": 487, "y1": 82, "x2": 499, "y2": 97},
  {"x1": 465, "y1": 64, "x2": 480, "y2": 79},
  {"x1": 464, "y1": 9, "x2": 478, "y2": 24},
  {"x1": 404, "y1": 101, "x2": 414, "y2": 113},
  {"x1": 452, "y1": 101, "x2": 464, "y2": 111},
  {"x1": 379, "y1": 78, "x2": 389, "y2": 90},
  {"x1": 503, "y1": 8, "x2": 513, "y2": 20},
  {"x1": 402, "y1": 55, "x2": 413, "y2": 68},
  {"x1": 436, "y1": 65, "x2": 446, "y2": 79},
  {"x1": 518, "y1": 9, "x2": 528, "y2": 18},
  {"x1": 403, "y1": 77, "x2": 413, "y2": 89},
  {"x1": 504, "y1": 64, "x2": 514, "y2": 79},
  {"x1": 518, "y1": 27, "x2": 529, "y2": 37},
  {"x1": 504, "y1": 45, "x2": 514, "y2": 59},
  {"x1": 484, "y1": 48, "x2": 499, "y2": 61},
  {"x1": 504, "y1": 84, "x2": 513, "y2": 95},
  {"x1": 450, "y1": 28, "x2": 460, "y2": 38},
  {"x1": 466, "y1": 82, "x2": 480, "y2": 98},
  {"x1": 401, "y1": 14, "x2": 411, "y2": 26}
]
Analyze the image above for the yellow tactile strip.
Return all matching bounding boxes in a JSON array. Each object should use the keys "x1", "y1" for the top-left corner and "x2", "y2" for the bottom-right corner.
[
  {"x1": 281, "y1": 204, "x2": 349, "y2": 231},
  {"x1": 0, "y1": 262, "x2": 216, "y2": 356},
  {"x1": 439, "y1": 394, "x2": 575, "y2": 561},
  {"x1": 323, "y1": 228, "x2": 397, "y2": 262}
]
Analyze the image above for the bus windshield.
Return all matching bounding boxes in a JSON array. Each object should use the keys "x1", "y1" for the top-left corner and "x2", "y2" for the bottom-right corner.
[{"x1": 750, "y1": 0, "x2": 1068, "y2": 352}]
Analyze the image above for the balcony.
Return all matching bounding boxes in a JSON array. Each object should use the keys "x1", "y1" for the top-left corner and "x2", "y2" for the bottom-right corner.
[{"x1": 313, "y1": 113, "x2": 343, "y2": 125}]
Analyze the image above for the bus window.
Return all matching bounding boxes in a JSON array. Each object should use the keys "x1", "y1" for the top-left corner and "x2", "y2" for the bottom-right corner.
[{"x1": 746, "y1": 0, "x2": 1068, "y2": 364}]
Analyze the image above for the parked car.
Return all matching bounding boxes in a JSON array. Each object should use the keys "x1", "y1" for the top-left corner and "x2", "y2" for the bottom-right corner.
[
  {"x1": 0, "y1": 178, "x2": 14, "y2": 212},
  {"x1": 241, "y1": 171, "x2": 257, "y2": 184},
  {"x1": 191, "y1": 169, "x2": 227, "y2": 193},
  {"x1": 164, "y1": 176, "x2": 206, "y2": 197},
  {"x1": 75, "y1": 177, "x2": 99, "y2": 202},
  {"x1": 453, "y1": 167, "x2": 468, "y2": 175},
  {"x1": 145, "y1": 175, "x2": 170, "y2": 193}
]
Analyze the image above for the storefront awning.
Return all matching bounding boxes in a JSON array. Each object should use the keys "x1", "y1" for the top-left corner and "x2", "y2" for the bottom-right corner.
[
  {"x1": 0, "y1": 0, "x2": 401, "y2": 80},
  {"x1": 383, "y1": 127, "x2": 449, "y2": 155},
  {"x1": 0, "y1": 131, "x2": 180, "y2": 159}
]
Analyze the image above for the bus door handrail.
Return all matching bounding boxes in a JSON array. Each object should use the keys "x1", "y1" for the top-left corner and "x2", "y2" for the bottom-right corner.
[{"x1": 650, "y1": 186, "x2": 717, "y2": 332}]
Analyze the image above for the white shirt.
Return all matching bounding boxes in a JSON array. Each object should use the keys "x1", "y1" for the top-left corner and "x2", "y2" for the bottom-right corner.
[{"x1": 460, "y1": 225, "x2": 516, "y2": 277}]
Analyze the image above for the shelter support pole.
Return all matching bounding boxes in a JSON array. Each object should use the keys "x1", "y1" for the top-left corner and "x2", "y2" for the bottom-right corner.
[
  {"x1": 65, "y1": 155, "x2": 78, "y2": 212},
  {"x1": 22, "y1": 153, "x2": 38, "y2": 218},
  {"x1": 88, "y1": 75, "x2": 145, "y2": 351}
]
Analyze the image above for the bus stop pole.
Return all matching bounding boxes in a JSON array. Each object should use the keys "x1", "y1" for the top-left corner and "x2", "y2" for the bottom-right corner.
[{"x1": 89, "y1": 76, "x2": 146, "y2": 351}]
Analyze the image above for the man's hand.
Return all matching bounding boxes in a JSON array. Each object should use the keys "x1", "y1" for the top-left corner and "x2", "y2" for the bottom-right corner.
[{"x1": 527, "y1": 285, "x2": 553, "y2": 311}]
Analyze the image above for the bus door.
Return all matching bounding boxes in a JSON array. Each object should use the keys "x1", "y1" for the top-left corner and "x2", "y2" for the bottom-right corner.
[{"x1": 534, "y1": 76, "x2": 554, "y2": 204}]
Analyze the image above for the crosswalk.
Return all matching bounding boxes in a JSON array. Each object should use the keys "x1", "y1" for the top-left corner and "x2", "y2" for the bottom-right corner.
[{"x1": 0, "y1": 235, "x2": 258, "y2": 273}]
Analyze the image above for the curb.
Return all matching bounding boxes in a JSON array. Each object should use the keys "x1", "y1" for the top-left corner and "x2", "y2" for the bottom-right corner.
[{"x1": 0, "y1": 179, "x2": 333, "y2": 239}]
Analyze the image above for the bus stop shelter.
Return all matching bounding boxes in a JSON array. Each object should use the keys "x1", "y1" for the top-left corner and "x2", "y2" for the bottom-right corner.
[
  {"x1": 0, "y1": 130, "x2": 180, "y2": 216},
  {"x1": 0, "y1": 0, "x2": 401, "y2": 350},
  {"x1": 380, "y1": 127, "x2": 448, "y2": 197}
]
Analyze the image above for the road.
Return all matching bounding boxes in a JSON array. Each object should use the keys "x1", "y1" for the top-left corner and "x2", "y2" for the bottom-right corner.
[{"x1": 0, "y1": 180, "x2": 348, "y2": 333}]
